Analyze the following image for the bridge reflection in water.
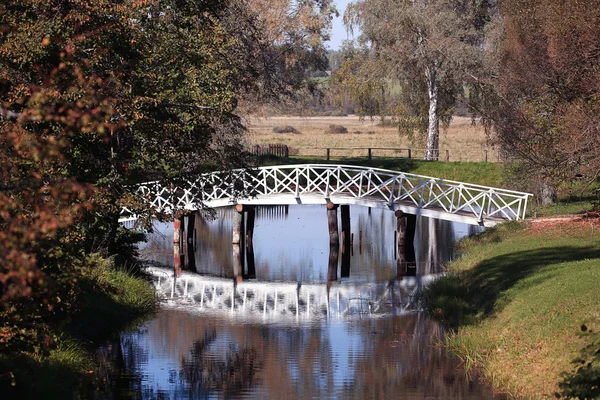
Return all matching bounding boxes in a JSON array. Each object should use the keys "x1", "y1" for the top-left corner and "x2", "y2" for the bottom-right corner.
[
  {"x1": 140, "y1": 204, "x2": 481, "y2": 320},
  {"x1": 150, "y1": 266, "x2": 438, "y2": 320},
  {"x1": 105, "y1": 205, "x2": 505, "y2": 399}
]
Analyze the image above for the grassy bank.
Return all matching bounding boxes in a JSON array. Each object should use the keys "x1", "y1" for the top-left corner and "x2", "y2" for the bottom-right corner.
[
  {"x1": 259, "y1": 155, "x2": 504, "y2": 188},
  {"x1": 423, "y1": 218, "x2": 600, "y2": 398},
  {"x1": 0, "y1": 260, "x2": 156, "y2": 398}
]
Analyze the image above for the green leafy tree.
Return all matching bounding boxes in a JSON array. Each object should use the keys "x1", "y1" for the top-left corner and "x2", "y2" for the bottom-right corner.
[
  {"x1": 339, "y1": 0, "x2": 496, "y2": 159},
  {"x1": 0, "y1": 0, "x2": 333, "y2": 352}
]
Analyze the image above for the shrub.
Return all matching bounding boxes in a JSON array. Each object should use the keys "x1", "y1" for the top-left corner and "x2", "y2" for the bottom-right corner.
[
  {"x1": 327, "y1": 124, "x2": 348, "y2": 134},
  {"x1": 272, "y1": 125, "x2": 298, "y2": 134}
]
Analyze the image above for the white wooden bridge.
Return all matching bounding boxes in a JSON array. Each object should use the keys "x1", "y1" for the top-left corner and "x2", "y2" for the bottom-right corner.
[
  {"x1": 148, "y1": 266, "x2": 437, "y2": 321},
  {"x1": 120, "y1": 164, "x2": 532, "y2": 226}
]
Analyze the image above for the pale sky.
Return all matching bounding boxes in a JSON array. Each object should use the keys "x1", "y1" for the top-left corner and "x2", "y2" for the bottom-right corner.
[{"x1": 327, "y1": 0, "x2": 355, "y2": 50}]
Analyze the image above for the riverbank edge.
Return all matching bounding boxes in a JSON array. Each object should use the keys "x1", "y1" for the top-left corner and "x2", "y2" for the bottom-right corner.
[
  {"x1": 0, "y1": 263, "x2": 157, "y2": 398},
  {"x1": 422, "y1": 218, "x2": 600, "y2": 398}
]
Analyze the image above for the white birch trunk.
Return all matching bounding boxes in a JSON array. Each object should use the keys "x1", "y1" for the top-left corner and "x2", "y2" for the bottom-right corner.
[{"x1": 425, "y1": 66, "x2": 439, "y2": 161}]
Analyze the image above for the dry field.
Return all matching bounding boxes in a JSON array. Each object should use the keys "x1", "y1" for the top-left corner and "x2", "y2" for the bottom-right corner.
[{"x1": 245, "y1": 115, "x2": 499, "y2": 162}]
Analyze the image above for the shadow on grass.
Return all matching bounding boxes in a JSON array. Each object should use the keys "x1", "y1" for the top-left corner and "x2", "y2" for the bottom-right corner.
[{"x1": 424, "y1": 245, "x2": 600, "y2": 330}]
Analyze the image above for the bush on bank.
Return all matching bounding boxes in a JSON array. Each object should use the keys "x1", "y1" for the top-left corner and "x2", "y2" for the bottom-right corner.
[
  {"x1": 0, "y1": 254, "x2": 156, "y2": 398},
  {"x1": 423, "y1": 219, "x2": 600, "y2": 398}
]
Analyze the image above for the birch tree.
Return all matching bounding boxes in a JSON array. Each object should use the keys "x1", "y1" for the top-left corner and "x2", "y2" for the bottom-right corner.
[{"x1": 345, "y1": 0, "x2": 496, "y2": 159}]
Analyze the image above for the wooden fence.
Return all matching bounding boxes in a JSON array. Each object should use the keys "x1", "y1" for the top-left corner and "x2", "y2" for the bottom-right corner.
[
  {"x1": 253, "y1": 144, "x2": 501, "y2": 162},
  {"x1": 253, "y1": 144, "x2": 289, "y2": 158}
]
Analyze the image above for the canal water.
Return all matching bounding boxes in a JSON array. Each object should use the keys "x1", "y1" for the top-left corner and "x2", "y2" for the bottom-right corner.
[{"x1": 101, "y1": 205, "x2": 502, "y2": 399}]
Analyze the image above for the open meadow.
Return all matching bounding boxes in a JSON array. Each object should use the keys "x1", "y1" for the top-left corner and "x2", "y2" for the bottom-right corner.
[{"x1": 246, "y1": 115, "x2": 499, "y2": 162}]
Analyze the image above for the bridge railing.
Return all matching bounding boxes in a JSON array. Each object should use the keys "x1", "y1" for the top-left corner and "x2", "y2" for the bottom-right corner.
[{"x1": 120, "y1": 164, "x2": 532, "y2": 224}]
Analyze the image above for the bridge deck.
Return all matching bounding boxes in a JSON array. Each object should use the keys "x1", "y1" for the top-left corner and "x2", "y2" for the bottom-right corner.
[{"x1": 120, "y1": 164, "x2": 532, "y2": 226}]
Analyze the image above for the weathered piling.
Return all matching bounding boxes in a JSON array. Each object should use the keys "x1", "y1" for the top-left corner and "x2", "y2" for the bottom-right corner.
[
  {"x1": 246, "y1": 206, "x2": 255, "y2": 247},
  {"x1": 326, "y1": 202, "x2": 339, "y2": 247},
  {"x1": 232, "y1": 204, "x2": 245, "y2": 245},
  {"x1": 186, "y1": 213, "x2": 196, "y2": 271},
  {"x1": 340, "y1": 205, "x2": 351, "y2": 278},
  {"x1": 245, "y1": 241, "x2": 256, "y2": 279},
  {"x1": 341, "y1": 205, "x2": 351, "y2": 248},
  {"x1": 174, "y1": 217, "x2": 182, "y2": 275},
  {"x1": 405, "y1": 213, "x2": 417, "y2": 275},
  {"x1": 328, "y1": 244, "x2": 339, "y2": 282},
  {"x1": 395, "y1": 210, "x2": 407, "y2": 278},
  {"x1": 232, "y1": 244, "x2": 243, "y2": 283}
]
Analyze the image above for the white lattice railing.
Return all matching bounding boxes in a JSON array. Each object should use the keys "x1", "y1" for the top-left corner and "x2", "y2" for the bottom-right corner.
[{"x1": 120, "y1": 164, "x2": 532, "y2": 225}]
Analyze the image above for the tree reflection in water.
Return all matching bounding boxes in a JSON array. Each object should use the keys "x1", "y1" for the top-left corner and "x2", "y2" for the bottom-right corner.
[
  {"x1": 99, "y1": 309, "x2": 502, "y2": 399},
  {"x1": 181, "y1": 329, "x2": 261, "y2": 396}
]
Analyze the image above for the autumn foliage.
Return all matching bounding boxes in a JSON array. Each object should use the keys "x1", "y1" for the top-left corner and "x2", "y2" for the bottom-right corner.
[
  {"x1": 1, "y1": 0, "x2": 335, "y2": 355},
  {"x1": 495, "y1": 0, "x2": 600, "y2": 195}
]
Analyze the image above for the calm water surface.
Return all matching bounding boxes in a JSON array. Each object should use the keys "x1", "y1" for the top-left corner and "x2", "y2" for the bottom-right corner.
[{"x1": 103, "y1": 205, "x2": 501, "y2": 399}]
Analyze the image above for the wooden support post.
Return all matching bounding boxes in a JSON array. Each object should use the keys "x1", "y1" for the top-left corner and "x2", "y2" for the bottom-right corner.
[
  {"x1": 484, "y1": 149, "x2": 488, "y2": 162},
  {"x1": 173, "y1": 218, "x2": 182, "y2": 276},
  {"x1": 359, "y1": 230, "x2": 363, "y2": 254},
  {"x1": 445, "y1": 149, "x2": 450, "y2": 162},
  {"x1": 395, "y1": 210, "x2": 407, "y2": 278},
  {"x1": 405, "y1": 213, "x2": 417, "y2": 275},
  {"x1": 245, "y1": 206, "x2": 255, "y2": 247},
  {"x1": 232, "y1": 204, "x2": 245, "y2": 245},
  {"x1": 326, "y1": 148, "x2": 330, "y2": 161},
  {"x1": 328, "y1": 244, "x2": 339, "y2": 282},
  {"x1": 340, "y1": 205, "x2": 351, "y2": 278},
  {"x1": 245, "y1": 240, "x2": 256, "y2": 280},
  {"x1": 408, "y1": 148, "x2": 412, "y2": 160},
  {"x1": 186, "y1": 213, "x2": 196, "y2": 271},
  {"x1": 326, "y1": 202, "x2": 339, "y2": 247},
  {"x1": 368, "y1": 148, "x2": 372, "y2": 161},
  {"x1": 232, "y1": 244, "x2": 243, "y2": 283}
]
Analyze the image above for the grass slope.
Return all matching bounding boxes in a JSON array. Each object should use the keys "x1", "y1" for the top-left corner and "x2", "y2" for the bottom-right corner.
[
  {"x1": 260, "y1": 155, "x2": 504, "y2": 188},
  {"x1": 423, "y1": 219, "x2": 600, "y2": 398}
]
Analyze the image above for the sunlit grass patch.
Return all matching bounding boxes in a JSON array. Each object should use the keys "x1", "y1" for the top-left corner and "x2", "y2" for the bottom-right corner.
[{"x1": 423, "y1": 219, "x2": 600, "y2": 397}]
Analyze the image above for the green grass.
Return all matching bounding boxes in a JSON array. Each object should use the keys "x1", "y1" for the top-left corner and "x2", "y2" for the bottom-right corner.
[
  {"x1": 529, "y1": 201, "x2": 597, "y2": 217},
  {"x1": 0, "y1": 261, "x2": 156, "y2": 398},
  {"x1": 423, "y1": 220, "x2": 600, "y2": 398},
  {"x1": 259, "y1": 155, "x2": 505, "y2": 187}
]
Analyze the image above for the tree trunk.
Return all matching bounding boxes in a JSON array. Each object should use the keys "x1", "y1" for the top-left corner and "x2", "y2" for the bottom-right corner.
[
  {"x1": 425, "y1": 66, "x2": 439, "y2": 161},
  {"x1": 540, "y1": 181, "x2": 557, "y2": 205}
]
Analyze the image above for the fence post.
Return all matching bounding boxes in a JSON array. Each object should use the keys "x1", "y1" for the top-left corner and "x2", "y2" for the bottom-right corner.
[
  {"x1": 407, "y1": 148, "x2": 412, "y2": 160},
  {"x1": 497, "y1": 152, "x2": 500, "y2": 163},
  {"x1": 445, "y1": 149, "x2": 450, "y2": 162},
  {"x1": 285, "y1": 145, "x2": 289, "y2": 158},
  {"x1": 484, "y1": 150, "x2": 488, "y2": 162},
  {"x1": 368, "y1": 148, "x2": 372, "y2": 161},
  {"x1": 326, "y1": 148, "x2": 330, "y2": 161}
]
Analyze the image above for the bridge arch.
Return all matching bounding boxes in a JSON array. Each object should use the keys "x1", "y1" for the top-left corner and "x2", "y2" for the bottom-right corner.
[{"x1": 120, "y1": 164, "x2": 532, "y2": 226}]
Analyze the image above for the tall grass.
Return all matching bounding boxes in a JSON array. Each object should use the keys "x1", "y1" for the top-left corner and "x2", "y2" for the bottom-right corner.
[{"x1": 248, "y1": 115, "x2": 498, "y2": 163}]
